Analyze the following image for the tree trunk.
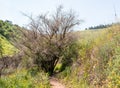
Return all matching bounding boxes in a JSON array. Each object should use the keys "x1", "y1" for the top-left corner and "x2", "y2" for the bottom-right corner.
[{"x1": 39, "y1": 56, "x2": 58, "y2": 75}]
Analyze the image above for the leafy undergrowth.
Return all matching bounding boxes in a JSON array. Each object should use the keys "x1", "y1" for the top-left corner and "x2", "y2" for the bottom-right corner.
[
  {"x1": 0, "y1": 20, "x2": 20, "y2": 57},
  {"x1": 0, "y1": 22, "x2": 120, "y2": 88},
  {"x1": 56, "y1": 24, "x2": 120, "y2": 88},
  {"x1": 0, "y1": 69, "x2": 50, "y2": 88}
]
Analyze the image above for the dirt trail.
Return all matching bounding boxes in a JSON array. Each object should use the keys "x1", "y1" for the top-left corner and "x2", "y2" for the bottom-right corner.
[{"x1": 50, "y1": 77, "x2": 65, "y2": 88}]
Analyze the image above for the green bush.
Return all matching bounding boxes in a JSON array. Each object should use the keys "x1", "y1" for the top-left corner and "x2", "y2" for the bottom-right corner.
[{"x1": 0, "y1": 69, "x2": 50, "y2": 88}]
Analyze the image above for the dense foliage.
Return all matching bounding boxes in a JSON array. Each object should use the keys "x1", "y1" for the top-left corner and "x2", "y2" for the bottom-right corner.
[
  {"x1": 0, "y1": 20, "x2": 15, "y2": 39},
  {"x1": 0, "y1": 69, "x2": 50, "y2": 88},
  {"x1": 0, "y1": 20, "x2": 19, "y2": 57},
  {"x1": 0, "y1": 19, "x2": 120, "y2": 88},
  {"x1": 14, "y1": 6, "x2": 80, "y2": 75}
]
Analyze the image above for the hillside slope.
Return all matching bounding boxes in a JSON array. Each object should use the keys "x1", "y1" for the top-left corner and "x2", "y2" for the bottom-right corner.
[
  {"x1": 57, "y1": 24, "x2": 120, "y2": 88},
  {"x1": 0, "y1": 19, "x2": 120, "y2": 88},
  {"x1": 0, "y1": 20, "x2": 19, "y2": 57},
  {"x1": 0, "y1": 35, "x2": 16, "y2": 57}
]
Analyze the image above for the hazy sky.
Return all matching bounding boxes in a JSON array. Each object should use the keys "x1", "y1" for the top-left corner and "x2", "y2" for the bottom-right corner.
[{"x1": 0, "y1": 0, "x2": 120, "y2": 30}]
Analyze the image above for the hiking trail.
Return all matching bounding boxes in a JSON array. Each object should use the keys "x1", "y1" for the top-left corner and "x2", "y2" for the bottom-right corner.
[{"x1": 50, "y1": 77, "x2": 65, "y2": 88}]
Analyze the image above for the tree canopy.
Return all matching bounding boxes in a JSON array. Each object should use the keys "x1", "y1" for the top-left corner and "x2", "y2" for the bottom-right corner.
[{"x1": 14, "y1": 6, "x2": 80, "y2": 75}]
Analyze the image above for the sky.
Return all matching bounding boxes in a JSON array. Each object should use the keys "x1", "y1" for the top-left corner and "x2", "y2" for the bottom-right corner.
[{"x1": 0, "y1": 0, "x2": 120, "y2": 30}]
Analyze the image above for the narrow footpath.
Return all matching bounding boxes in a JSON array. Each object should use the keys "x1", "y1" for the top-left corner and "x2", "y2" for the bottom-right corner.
[{"x1": 50, "y1": 77, "x2": 65, "y2": 88}]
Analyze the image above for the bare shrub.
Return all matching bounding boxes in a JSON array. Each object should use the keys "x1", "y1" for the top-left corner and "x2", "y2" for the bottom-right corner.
[{"x1": 14, "y1": 6, "x2": 80, "y2": 75}]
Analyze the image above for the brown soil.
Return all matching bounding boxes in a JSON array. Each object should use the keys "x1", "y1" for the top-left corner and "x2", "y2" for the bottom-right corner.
[{"x1": 50, "y1": 77, "x2": 65, "y2": 88}]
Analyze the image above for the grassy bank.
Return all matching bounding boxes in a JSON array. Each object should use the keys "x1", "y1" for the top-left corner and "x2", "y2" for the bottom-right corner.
[{"x1": 57, "y1": 24, "x2": 120, "y2": 88}]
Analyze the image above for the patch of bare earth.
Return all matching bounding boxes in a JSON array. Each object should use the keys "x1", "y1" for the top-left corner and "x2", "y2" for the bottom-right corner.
[{"x1": 50, "y1": 77, "x2": 65, "y2": 88}]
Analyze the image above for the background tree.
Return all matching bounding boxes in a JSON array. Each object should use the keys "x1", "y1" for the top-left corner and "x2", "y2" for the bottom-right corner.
[
  {"x1": 0, "y1": 20, "x2": 15, "y2": 39},
  {"x1": 15, "y1": 6, "x2": 80, "y2": 75}
]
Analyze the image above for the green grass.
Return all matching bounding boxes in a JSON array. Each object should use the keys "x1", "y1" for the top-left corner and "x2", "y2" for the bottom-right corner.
[
  {"x1": 57, "y1": 25, "x2": 120, "y2": 88},
  {"x1": 0, "y1": 69, "x2": 50, "y2": 88},
  {"x1": 0, "y1": 34, "x2": 17, "y2": 57},
  {"x1": 0, "y1": 23, "x2": 120, "y2": 88}
]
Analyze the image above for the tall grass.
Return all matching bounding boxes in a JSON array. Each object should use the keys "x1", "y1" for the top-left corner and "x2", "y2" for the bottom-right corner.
[
  {"x1": 0, "y1": 69, "x2": 50, "y2": 88},
  {"x1": 58, "y1": 25, "x2": 120, "y2": 88}
]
